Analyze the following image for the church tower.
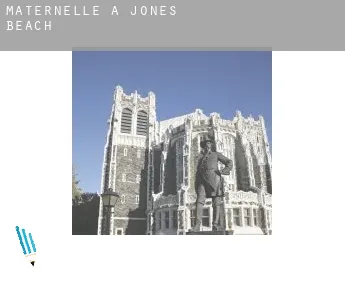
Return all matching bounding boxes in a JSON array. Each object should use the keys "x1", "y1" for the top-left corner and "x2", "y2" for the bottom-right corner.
[{"x1": 97, "y1": 86, "x2": 157, "y2": 235}]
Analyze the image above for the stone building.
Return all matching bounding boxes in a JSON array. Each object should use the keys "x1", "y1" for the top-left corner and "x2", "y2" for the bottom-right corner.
[{"x1": 97, "y1": 86, "x2": 272, "y2": 235}]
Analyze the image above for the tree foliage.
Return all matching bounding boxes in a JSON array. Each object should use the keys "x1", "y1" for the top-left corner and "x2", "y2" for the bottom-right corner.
[{"x1": 72, "y1": 166, "x2": 82, "y2": 205}]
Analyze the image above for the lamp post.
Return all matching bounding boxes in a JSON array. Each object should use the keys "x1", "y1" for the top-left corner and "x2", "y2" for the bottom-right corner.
[{"x1": 101, "y1": 188, "x2": 120, "y2": 235}]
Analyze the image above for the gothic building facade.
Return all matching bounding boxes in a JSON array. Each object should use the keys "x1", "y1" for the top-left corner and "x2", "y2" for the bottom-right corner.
[{"x1": 97, "y1": 86, "x2": 272, "y2": 235}]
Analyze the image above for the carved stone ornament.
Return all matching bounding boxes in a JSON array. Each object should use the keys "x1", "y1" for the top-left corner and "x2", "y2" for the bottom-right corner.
[
  {"x1": 229, "y1": 191, "x2": 259, "y2": 204},
  {"x1": 121, "y1": 100, "x2": 134, "y2": 110},
  {"x1": 153, "y1": 193, "x2": 178, "y2": 209}
]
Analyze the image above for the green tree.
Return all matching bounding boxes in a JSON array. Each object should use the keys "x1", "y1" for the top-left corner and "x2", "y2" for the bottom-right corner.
[{"x1": 72, "y1": 166, "x2": 82, "y2": 205}]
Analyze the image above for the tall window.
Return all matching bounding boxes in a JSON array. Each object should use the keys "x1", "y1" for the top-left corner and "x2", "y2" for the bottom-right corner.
[
  {"x1": 248, "y1": 157, "x2": 255, "y2": 186},
  {"x1": 253, "y1": 208, "x2": 259, "y2": 226},
  {"x1": 233, "y1": 208, "x2": 241, "y2": 226},
  {"x1": 190, "y1": 209, "x2": 196, "y2": 228},
  {"x1": 121, "y1": 195, "x2": 125, "y2": 203},
  {"x1": 177, "y1": 154, "x2": 182, "y2": 166},
  {"x1": 156, "y1": 212, "x2": 161, "y2": 230},
  {"x1": 124, "y1": 148, "x2": 127, "y2": 156},
  {"x1": 177, "y1": 170, "x2": 183, "y2": 185},
  {"x1": 137, "y1": 149, "x2": 141, "y2": 158},
  {"x1": 202, "y1": 208, "x2": 210, "y2": 227},
  {"x1": 184, "y1": 165, "x2": 189, "y2": 178},
  {"x1": 136, "y1": 195, "x2": 139, "y2": 204},
  {"x1": 172, "y1": 210, "x2": 177, "y2": 228},
  {"x1": 164, "y1": 211, "x2": 170, "y2": 229},
  {"x1": 136, "y1": 110, "x2": 148, "y2": 136},
  {"x1": 121, "y1": 108, "x2": 132, "y2": 133},
  {"x1": 244, "y1": 208, "x2": 251, "y2": 226}
]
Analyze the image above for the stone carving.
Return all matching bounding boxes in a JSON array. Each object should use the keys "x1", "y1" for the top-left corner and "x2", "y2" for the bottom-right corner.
[
  {"x1": 153, "y1": 194, "x2": 178, "y2": 209},
  {"x1": 264, "y1": 193, "x2": 272, "y2": 206},
  {"x1": 187, "y1": 193, "x2": 197, "y2": 204},
  {"x1": 229, "y1": 191, "x2": 259, "y2": 204},
  {"x1": 117, "y1": 134, "x2": 146, "y2": 148}
]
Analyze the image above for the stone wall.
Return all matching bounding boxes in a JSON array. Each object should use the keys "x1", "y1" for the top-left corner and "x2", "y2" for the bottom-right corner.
[
  {"x1": 114, "y1": 218, "x2": 147, "y2": 235},
  {"x1": 114, "y1": 144, "x2": 147, "y2": 234}
]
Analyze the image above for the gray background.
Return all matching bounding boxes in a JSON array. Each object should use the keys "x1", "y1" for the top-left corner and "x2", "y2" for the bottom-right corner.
[{"x1": 1, "y1": 0, "x2": 345, "y2": 50}]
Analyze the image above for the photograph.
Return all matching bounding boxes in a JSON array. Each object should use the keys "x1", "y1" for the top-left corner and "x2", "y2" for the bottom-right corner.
[{"x1": 72, "y1": 51, "x2": 272, "y2": 235}]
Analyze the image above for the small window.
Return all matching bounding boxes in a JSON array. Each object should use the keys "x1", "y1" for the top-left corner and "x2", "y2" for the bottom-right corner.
[
  {"x1": 136, "y1": 195, "x2": 139, "y2": 204},
  {"x1": 164, "y1": 211, "x2": 170, "y2": 229},
  {"x1": 121, "y1": 195, "x2": 125, "y2": 203},
  {"x1": 122, "y1": 174, "x2": 126, "y2": 182},
  {"x1": 244, "y1": 208, "x2": 251, "y2": 226},
  {"x1": 137, "y1": 149, "x2": 141, "y2": 158},
  {"x1": 136, "y1": 175, "x2": 141, "y2": 184},
  {"x1": 233, "y1": 208, "x2": 241, "y2": 226},
  {"x1": 124, "y1": 148, "x2": 127, "y2": 156},
  {"x1": 115, "y1": 228, "x2": 123, "y2": 235}
]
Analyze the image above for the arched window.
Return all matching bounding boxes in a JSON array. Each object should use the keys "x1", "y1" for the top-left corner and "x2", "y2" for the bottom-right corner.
[
  {"x1": 121, "y1": 108, "x2": 132, "y2": 133},
  {"x1": 136, "y1": 110, "x2": 148, "y2": 136}
]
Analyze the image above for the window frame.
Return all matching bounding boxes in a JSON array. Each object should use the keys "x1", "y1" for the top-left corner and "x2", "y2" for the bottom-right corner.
[
  {"x1": 120, "y1": 108, "x2": 133, "y2": 134},
  {"x1": 243, "y1": 207, "x2": 251, "y2": 226},
  {"x1": 172, "y1": 210, "x2": 177, "y2": 228},
  {"x1": 136, "y1": 110, "x2": 148, "y2": 136},
  {"x1": 233, "y1": 207, "x2": 241, "y2": 226},
  {"x1": 253, "y1": 208, "x2": 259, "y2": 226}
]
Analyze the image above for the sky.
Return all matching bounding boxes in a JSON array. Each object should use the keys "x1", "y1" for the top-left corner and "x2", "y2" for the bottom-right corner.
[{"x1": 72, "y1": 51, "x2": 272, "y2": 193}]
